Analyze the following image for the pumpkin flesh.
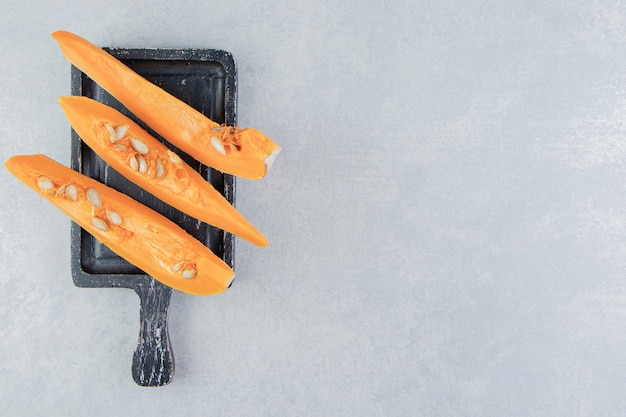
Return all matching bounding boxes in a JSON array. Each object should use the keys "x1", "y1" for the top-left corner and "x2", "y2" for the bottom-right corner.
[{"x1": 5, "y1": 154, "x2": 234, "y2": 296}]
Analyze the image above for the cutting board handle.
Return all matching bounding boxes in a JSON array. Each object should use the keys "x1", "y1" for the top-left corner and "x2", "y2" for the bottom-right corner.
[{"x1": 132, "y1": 279, "x2": 174, "y2": 386}]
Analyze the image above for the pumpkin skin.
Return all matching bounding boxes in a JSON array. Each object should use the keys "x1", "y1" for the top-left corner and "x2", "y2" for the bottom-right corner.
[
  {"x1": 5, "y1": 154, "x2": 234, "y2": 296},
  {"x1": 58, "y1": 95, "x2": 268, "y2": 247},
  {"x1": 52, "y1": 30, "x2": 281, "y2": 180}
]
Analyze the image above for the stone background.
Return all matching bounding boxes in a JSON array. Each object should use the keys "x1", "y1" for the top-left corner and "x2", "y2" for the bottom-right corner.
[{"x1": 2, "y1": 0, "x2": 626, "y2": 415}]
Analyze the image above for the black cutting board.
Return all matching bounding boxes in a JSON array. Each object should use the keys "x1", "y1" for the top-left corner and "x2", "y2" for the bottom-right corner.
[{"x1": 69, "y1": 47, "x2": 236, "y2": 386}]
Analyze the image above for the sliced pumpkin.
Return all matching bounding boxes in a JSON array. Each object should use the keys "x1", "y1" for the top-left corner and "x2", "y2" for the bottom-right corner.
[
  {"x1": 5, "y1": 154, "x2": 234, "y2": 296},
  {"x1": 58, "y1": 95, "x2": 268, "y2": 247},
  {"x1": 52, "y1": 30, "x2": 281, "y2": 180}
]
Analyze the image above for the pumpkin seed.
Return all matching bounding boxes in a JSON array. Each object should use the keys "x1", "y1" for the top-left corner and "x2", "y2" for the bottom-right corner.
[
  {"x1": 106, "y1": 209, "x2": 122, "y2": 226},
  {"x1": 55, "y1": 183, "x2": 67, "y2": 197},
  {"x1": 104, "y1": 123, "x2": 117, "y2": 143},
  {"x1": 137, "y1": 155, "x2": 148, "y2": 174},
  {"x1": 155, "y1": 160, "x2": 165, "y2": 178},
  {"x1": 171, "y1": 261, "x2": 184, "y2": 273},
  {"x1": 36, "y1": 176, "x2": 54, "y2": 190},
  {"x1": 114, "y1": 124, "x2": 129, "y2": 140},
  {"x1": 129, "y1": 155, "x2": 139, "y2": 172},
  {"x1": 181, "y1": 268, "x2": 197, "y2": 279},
  {"x1": 211, "y1": 135, "x2": 226, "y2": 155},
  {"x1": 91, "y1": 216, "x2": 109, "y2": 231},
  {"x1": 114, "y1": 143, "x2": 128, "y2": 150},
  {"x1": 130, "y1": 137, "x2": 149, "y2": 154},
  {"x1": 86, "y1": 187, "x2": 101, "y2": 208},
  {"x1": 66, "y1": 184, "x2": 78, "y2": 201}
]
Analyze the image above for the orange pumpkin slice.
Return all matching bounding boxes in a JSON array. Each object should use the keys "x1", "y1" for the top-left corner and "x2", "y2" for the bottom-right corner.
[
  {"x1": 5, "y1": 154, "x2": 234, "y2": 296},
  {"x1": 52, "y1": 30, "x2": 281, "y2": 180},
  {"x1": 59, "y1": 95, "x2": 268, "y2": 247}
]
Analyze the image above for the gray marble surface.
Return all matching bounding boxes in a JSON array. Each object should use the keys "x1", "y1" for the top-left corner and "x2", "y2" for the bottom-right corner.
[{"x1": 3, "y1": 0, "x2": 626, "y2": 415}]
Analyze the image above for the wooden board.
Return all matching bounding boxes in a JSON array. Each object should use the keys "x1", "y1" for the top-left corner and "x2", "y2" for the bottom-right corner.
[{"x1": 69, "y1": 47, "x2": 237, "y2": 386}]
